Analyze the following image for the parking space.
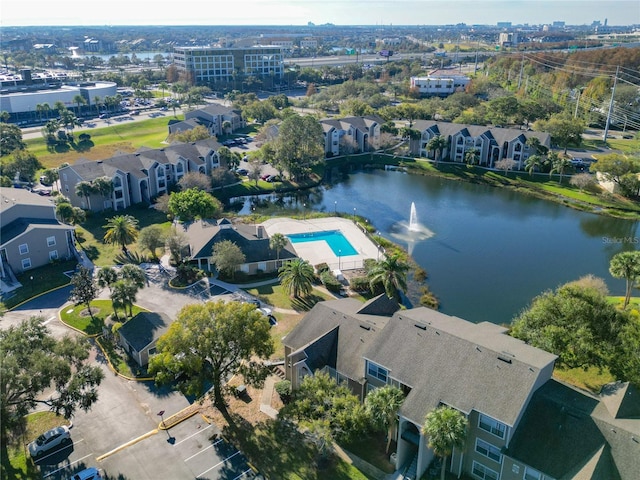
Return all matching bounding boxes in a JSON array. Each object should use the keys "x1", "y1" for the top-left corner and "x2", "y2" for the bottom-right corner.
[{"x1": 34, "y1": 433, "x2": 96, "y2": 480}]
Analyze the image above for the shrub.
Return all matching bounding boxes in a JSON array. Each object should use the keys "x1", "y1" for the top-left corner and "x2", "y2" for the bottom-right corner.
[
  {"x1": 315, "y1": 262, "x2": 330, "y2": 274},
  {"x1": 419, "y1": 286, "x2": 439, "y2": 309},
  {"x1": 275, "y1": 380, "x2": 291, "y2": 403},
  {"x1": 349, "y1": 276, "x2": 370, "y2": 293},
  {"x1": 321, "y1": 270, "x2": 342, "y2": 293},
  {"x1": 414, "y1": 267, "x2": 428, "y2": 283}
]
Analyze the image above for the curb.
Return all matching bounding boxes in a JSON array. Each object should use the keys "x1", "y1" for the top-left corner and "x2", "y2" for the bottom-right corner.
[
  {"x1": 7, "y1": 283, "x2": 71, "y2": 311},
  {"x1": 94, "y1": 336, "x2": 154, "y2": 382},
  {"x1": 158, "y1": 405, "x2": 200, "y2": 430},
  {"x1": 96, "y1": 429, "x2": 158, "y2": 462}
]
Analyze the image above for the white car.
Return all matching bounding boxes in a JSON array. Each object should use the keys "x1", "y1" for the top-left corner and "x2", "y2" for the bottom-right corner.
[
  {"x1": 68, "y1": 468, "x2": 101, "y2": 480},
  {"x1": 28, "y1": 425, "x2": 71, "y2": 458}
]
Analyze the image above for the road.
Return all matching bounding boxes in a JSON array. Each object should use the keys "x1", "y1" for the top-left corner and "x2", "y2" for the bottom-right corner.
[{"x1": 1, "y1": 281, "x2": 256, "y2": 480}]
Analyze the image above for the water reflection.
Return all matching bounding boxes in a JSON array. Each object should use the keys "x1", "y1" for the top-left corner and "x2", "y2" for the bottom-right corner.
[{"x1": 226, "y1": 169, "x2": 636, "y2": 324}]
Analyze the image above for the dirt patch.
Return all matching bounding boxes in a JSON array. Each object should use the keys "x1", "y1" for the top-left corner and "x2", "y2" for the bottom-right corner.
[
  {"x1": 80, "y1": 307, "x2": 101, "y2": 317},
  {"x1": 200, "y1": 376, "x2": 281, "y2": 428}
]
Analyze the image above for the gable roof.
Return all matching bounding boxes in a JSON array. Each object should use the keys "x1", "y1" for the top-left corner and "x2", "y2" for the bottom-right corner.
[
  {"x1": 180, "y1": 219, "x2": 297, "y2": 263},
  {"x1": 320, "y1": 115, "x2": 384, "y2": 134},
  {"x1": 507, "y1": 379, "x2": 619, "y2": 479},
  {"x1": 365, "y1": 307, "x2": 557, "y2": 426},
  {"x1": 1, "y1": 218, "x2": 71, "y2": 245},
  {"x1": 411, "y1": 120, "x2": 551, "y2": 147},
  {"x1": 118, "y1": 311, "x2": 171, "y2": 352},
  {"x1": 284, "y1": 298, "x2": 393, "y2": 383},
  {"x1": 0, "y1": 188, "x2": 56, "y2": 215}
]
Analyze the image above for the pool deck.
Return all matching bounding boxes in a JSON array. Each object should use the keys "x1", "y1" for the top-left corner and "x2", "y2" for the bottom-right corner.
[{"x1": 262, "y1": 217, "x2": 381, "y2": 271}]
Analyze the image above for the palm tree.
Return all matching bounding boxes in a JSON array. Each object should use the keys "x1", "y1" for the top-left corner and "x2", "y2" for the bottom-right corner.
[
  {"x1": 609, "y1": 250, "x2": 640, "y2": 308},
  {"x1": 365, "y1": 385, "x2": 405, "y2": 454},
  {"x1": 550, "y1": 155, "x2": 572, "y2": 184},
  {"x1": 422, "y1": 406, "x2": 468, "y2": 480},
  {"x1": 278, "y1": 258, "x2": 315, "y2": 299},
  {"x1": 120, "y1": 264, "x2": 146, "y2": 289},
  {"x1": 103, "y1": 215, "x2": 139, "y2": 253},
  {"x1": 72, "y1": 94, "x2": 86, "y2": 117},
  {"x1": 368, "y1": 253, "x2": 410, "y2": 302},
  {"x1": 269, "y1": 233, "x2": 288, "y2": 268},
  {"x1": 36, "y1": 103, "x2": 50, "y2": 123},
  {"x1": 464, "y1": 148, "x2": 480, "y2": 167},
  {"x1": 427, "y1": 135, "x2": 448, "y2": 166},
  {"x1": 97, "y1": 266, "x2": 118, "y2": 293},
  {"x1": 524, "y1": 154, "x2": 544, "y2": 176},
  {"x1": 75, "y1": 181, "x2": 95, "y2": 210},
  {"x1": 110, "y1": 280, "x2": 138, "y2": 318},
  {"x1": 159, "y1": 81, "x2": 168, "y2": 98},
  {"x1": 92, "y1": 176, "x2": 114, "y2": 208}
]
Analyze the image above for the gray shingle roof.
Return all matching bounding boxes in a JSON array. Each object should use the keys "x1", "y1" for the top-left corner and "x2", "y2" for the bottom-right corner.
[
  {"x1": 180, "y1": 220, "x2": 297, "y2": 263},
  {"x1": 0, "y1": 188, "x2": 56, "y2": 215},
  {"x1": 365, "y1": 307, "x2": 557, "y2": 426},
  {"x1": 507, "y1": 379, "x2": 619, "y2": 479},
  {"x1": 1, "y1": 218, "x2": 71, "y2": 245},
  {"x1": 284, "y1": 298, "x2": 393, "y2": 383},
  {"x1": 118, "y1": 311, "x2": 170, "y2": 352},
  {"x1": 412, "y1": 120, "x2": 551, "y2": 147}
]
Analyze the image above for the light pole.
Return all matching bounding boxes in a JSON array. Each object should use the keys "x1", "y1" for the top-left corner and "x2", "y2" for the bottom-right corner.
[
  {"x1": 157, "y1": 410, "x2": 172, "y2": 441},
  {"x1": 338, "y1": 249, "x2": 341, "y2": 269},
  {"x1": 30, "y1": 275, "x2": 34, "y2": 295},
  {"x1": 334, "y1": 201, "x2": 337, "y2": 215},
  {"x1": 303, "y1": 203, "x2": 306, "y2": 221},
  {"x1": 353, "y1": 208, "x2": 356, "y2": 223}
]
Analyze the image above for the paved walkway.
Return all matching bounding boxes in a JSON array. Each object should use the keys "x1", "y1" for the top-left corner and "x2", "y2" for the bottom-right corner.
[{"x1": 259, "y1": 376, "x2": 279, "y2": 419}]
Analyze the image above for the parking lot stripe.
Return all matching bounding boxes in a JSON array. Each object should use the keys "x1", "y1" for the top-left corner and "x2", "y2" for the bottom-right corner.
[
  {"x1": 183, "y1": 438, "x2": 222, "y2": 462},
  {"x1": 43, "y1": 453, "x2": 93, "y2": 478},
  {"x1": 197, "y1": 451, "x2": 241, "y2": 478},
  {"x1": 232, "y1": 468, "x2": 254, "y2": 479},
  {"x1": 173, "y1": 424, "x2": 213, "y2": 446},
  {"x1": 96, "y1": 429, "x2": 158, "y2": 461},
  {"x1": 33, "y1": 439, "x2": 85, "y2": 464}
]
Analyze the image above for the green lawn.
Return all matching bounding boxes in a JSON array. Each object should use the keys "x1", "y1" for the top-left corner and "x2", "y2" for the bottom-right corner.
[
  {"x1": 59, "y1": 299, "x2": 147, "y2": 335},
  {"x1": 244, "y1": 284, "x2": 334, "y2": 312},
  {"x1": 223, "y1": 416, "x2": 370, "y2": 480},
  {"x1": 1, "y1": 412, "x2": 71, "y2": 480},
  {"x1": 25, "y1": 116, "x2": 183, "y2": 169},
  {"x1": 553, "y1": 365, "x2": 614, "y2": 394},
  {"x1": 5, "y1": 259, "x2": 77, "y2": 309},
  {"x1": 74, "y1": 204, "x2": 171, "y2": 267}
]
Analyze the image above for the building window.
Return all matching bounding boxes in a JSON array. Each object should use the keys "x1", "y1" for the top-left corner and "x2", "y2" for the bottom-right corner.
[
  {"x1": 524, "y1": 467, "x2": 542, "y2": 480},
  {"x1": 367, "y1": 361, "x2": 388, "y2": 382},
  {"x1": 19, "y1": 244, "x2": 29, "y2": 255},
  {"x1": 478, "y1": 414, "x2": 506, "y2": 439},
  {"x1": 22, "y1": 258, "x2": 32, "y2": 269},
  {"x1": 472, "y1": 461, "x2": 499, "y2": 480},
  {"x1": 47, "y1": 236, "x2": 56, "y2": 247},
  {"x1": 49, "y1": 250, "x2": 58, "y2": 260},
  {"x1": 148, "y1": 347, "x2": 157, "y2": 356},
  {"x1": 475, "y1": 439, "x2": 501, "y2": 463}
]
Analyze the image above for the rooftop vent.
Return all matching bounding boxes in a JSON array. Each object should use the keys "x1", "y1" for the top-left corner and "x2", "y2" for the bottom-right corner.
[
  {"x1": 497, "y1": 356, "x2": 512, "y2": 364},
  {"x1": 414, "y1": 323, "x2": 427, "y2": 331},
  {"x1": 359, "y1": 324, "x2": 371, "y2": 331}
]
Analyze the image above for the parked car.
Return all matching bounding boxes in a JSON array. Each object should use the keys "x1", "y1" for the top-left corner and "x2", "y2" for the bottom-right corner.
[
  {"x1": 260, "y1": 173, "x2": 271, "y2": 181},
  {"x1": 236, "y1": 168, "x2": 248, "y2": 176},
  {"x1": 68, "y1": 468, "x2": 101, "y2": 480},
  {"x1": 266, "y1": 175, "x2": 280, "y2": 183},
  {"x1": 28, "y1": 426, "x2": 71, "y2": 458}
]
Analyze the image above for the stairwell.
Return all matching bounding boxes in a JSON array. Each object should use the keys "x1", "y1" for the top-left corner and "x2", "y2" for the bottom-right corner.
[{"x1": 402, "y1": 453, "x2": 419, "y2": 480}]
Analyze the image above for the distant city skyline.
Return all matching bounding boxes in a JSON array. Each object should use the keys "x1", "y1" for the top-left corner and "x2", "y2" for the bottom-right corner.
[{"x1": 2, "y1": 1, "x2": 639, "y2": 27}]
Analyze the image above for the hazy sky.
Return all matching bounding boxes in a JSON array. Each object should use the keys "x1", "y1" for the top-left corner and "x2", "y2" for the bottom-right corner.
[{"x1": 2, "y1": 0, "x2": 639, "y2": 27}]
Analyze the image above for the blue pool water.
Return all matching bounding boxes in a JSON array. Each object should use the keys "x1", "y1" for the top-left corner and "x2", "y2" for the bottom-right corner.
[{"x1": 287, "y1": 230, "x2": 358, "y2": 256}]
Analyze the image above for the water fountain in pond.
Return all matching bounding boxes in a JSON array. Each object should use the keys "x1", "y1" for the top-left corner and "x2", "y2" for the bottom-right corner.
[
  {"x1": 409, "y1": 202, "x2": 419, "y2": 232},
  {"x1": 389, "y1": 202, "x2": 434, "y2": 254}
]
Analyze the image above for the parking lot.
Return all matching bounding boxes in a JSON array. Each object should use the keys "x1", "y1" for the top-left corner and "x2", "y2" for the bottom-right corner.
[{"x1": 32, "y1": 367, "x2": 255, "y2": 480}]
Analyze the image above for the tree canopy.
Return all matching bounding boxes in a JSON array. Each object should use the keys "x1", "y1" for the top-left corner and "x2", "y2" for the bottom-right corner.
[
  {"x1": 103, "y1": 215, "x2": 139, "y2": 252},
  {"x1": 69, "y1": 266, "x2": 100, "y2": 319},
  {"x1": 365, "y1": 385, "x2": 405, "y2": 454},
  {"x1": 510, "y1": 279, "x2": 631, "y2": 371},
  {"x1": 280, "y1": 371, "x2": 369, "y2": 452},
  {"x1": 422, "y1": 406, "x2": 468, "y2": 480},
  {"x1": 168, "y1": 188, "x2": 222, "y2": 221},
  {"x1": 279, "y1": 258, "x2": 315, "y2": 299},
  {"x1": 211, "y1": 240, "x2": 246, "y2": 279},
  {"x1": 367, "y1": 253, "x2": 410, "y2": 302},
  {"x1": 609, "y1": 250, "x2": 640, "y2": 308},
  {"x1": 148, "y1": 301, "x2": 274, "y2": 413},
  {"x1": 273, "y1": 114, "x2": 324, "y2": 181},
  {"x1": 0, "y1": 317, "x2": 104, "y2": 444}
]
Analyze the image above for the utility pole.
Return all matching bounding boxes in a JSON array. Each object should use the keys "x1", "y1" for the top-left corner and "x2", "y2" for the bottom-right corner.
[{"x1": 603, "y1": 65, "x2": 619, "y2": 142}]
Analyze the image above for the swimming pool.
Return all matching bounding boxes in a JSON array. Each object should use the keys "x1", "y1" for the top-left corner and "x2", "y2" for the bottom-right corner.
[{"x1": 287, "y1": 230, "x2": 358, "y2": 256}]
